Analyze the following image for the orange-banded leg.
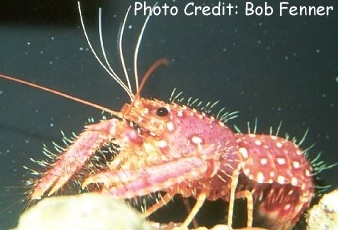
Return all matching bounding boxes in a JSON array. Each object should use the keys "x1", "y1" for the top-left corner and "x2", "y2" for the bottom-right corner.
[
  {"x1": 182, "y1": 198, "x2": 199, "y2": 228},
  {"x1": 141, "y1": 192, "x2": 175, "y2": 217},
  {"x1": 227, "y1": 169, "x2": 254, "y2": 229},
  {"x1": 142, "y1": 191, "x2": 207, "y2": 229},
  {"x1": 234, "y1": 190, "x2": 254, "y2": 228}
]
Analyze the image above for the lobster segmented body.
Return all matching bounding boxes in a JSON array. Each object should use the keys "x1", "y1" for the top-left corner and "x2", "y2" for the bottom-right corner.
[
  {"x1": 29, "y1": 95, "x2": 315, "y2": 229},
  {"x1": 2, "y1": 3, "x2": 316, "y2": 230}
]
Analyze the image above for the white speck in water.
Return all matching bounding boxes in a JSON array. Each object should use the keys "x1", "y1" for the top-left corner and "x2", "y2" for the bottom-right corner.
[
  {"x1": 284, "y1": 56, "x2": 289, "y2": 60},
  {"x1": 50, "y1": 123, "x2": 54, "y2": 127},
  {"x1": 24, "y1": 139, "x2": 30, "y2": 144},
  {"x1": 0, "y1": 90, "x2": 3, "y2": 95},
  {"x1": 79, "y1": 47, "x2": 84, "y2": 51},
  {"x1": 51, "y1": 36, "x2": 55, "y2": 40},
  {"x1": 322, "y1": 93, "x2": 327, "y2": 98},
  {"x1": 27, "y1": 41, "x2": 31, "y2": 46},
  {"x1": 257, "y1": 40, "x2": 261, "y2": 44},
  {"x1": 49, "y1": 61, "x2": 53, "y2": 65},
  {"x1": 316, "y1": 49, "x2": 320, "y2": 53},
  {"x1": 128, "y1": 25, "x2": 132, "y2": 29},
  {"x1": 40, "y1": 50, "x2": 44, "y2": 54}
]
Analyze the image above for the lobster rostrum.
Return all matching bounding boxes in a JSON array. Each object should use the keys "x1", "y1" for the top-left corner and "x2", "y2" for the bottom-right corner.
[{"x1": 0, "y1": 2, "x2": 319, "y2": 230}]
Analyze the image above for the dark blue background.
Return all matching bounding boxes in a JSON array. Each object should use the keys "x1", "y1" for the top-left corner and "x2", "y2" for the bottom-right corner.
[{"x1": 0, "y1": 0, "x2": 337, "y2": 229}]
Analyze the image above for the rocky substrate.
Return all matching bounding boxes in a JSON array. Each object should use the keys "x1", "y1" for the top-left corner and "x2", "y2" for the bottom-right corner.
[{"x1": 13, "y1": 189, "x2": 338, "y2": 230}]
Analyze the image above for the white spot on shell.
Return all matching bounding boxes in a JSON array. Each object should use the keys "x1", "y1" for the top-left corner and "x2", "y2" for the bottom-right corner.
[
  {"x1": 157, "y1": 140, "x2": 167, "y2": 148},
  {"x1": 277, "y1": 175, "x2": 286, "y2": 184},
  {"x1": 305, "y1": 169, "x2": 311, "y2": 177},
  {"x1": 301, "y1": 183, "x2": 306, "y2": 190},
  {"x1": 284, "y1": 204, "x2": 291, "y2": 210},
  {"x1": 260, "y1": 158, "x2": 268, "y2": 165},
  {"x1": 177, "y1": 110, "x2": 183, "y2": 117},
  {"x1": 166, "y1": 122, "x2": 174, "y2": 132},
  {"x1": 239, "y1": 147, "x2": 248, "y2": 159},
  {"x1": 293, "y1": 161, "x2": 300, "y2": 169},
  {"x1": 255, "y1": 139, "x2": 262, "y2": 145},
  {"x1": 296, "y1": 150, "x2": 303, "y2": 156},
  {"x1": 270, "y1": 171, "x2": 276, "y2": 178},
  {"x1": 276, "y1": 142, "x2": 283, "y2": 148},
  {"x1": 244, "y1": 168, "x2": 250, "y2": 175},
  {"x1": 270, "y1": 136, "x2": 278, "y2": 140},
  {"x1": 191, "y1": 135, "x2": 203, "y2": 145},
  {"x1": 277, "y1": 157, "x2": 286, "y2": 165},
  {"x1": 249, "y1": 134, "x2": 256, "y2": 138},
  {"x1": 257, "y1": 172, "x2": 265, "y2": 183},
  {"x1": 291, "y1": 177, "x2": 298, "y2": 186}
]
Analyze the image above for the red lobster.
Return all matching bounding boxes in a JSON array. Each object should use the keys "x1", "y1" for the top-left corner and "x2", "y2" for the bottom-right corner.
[{"x1": 0, "y1": 3, "x2": 315, "y2": 230}]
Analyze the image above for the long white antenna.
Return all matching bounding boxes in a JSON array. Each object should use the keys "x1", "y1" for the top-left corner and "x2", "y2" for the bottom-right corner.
[
  {"x1": 118, "y1": 6, "x2": 133, "y2": 95},
  {"x1": 98, "y1": 7, "x2": 133, "y2": 96},
  {"x1": 77, "y1": 1, "x2": 133, "y2": 100},
  {"x1": 134, "y1": 3, "x2": 157, "y2": 91}
]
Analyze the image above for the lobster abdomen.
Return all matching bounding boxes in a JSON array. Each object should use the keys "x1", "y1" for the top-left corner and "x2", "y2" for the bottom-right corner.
[{"x1": 236, "y1": 133, "x2": 314, "y2": 229}]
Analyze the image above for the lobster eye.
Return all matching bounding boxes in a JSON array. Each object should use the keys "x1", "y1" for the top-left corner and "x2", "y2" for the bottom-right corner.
[{"x1": 156, "y1": 107, "x2": 168, "y2": 117}]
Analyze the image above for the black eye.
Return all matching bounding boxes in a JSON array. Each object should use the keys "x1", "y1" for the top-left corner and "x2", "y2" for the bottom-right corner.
[{"x1": 156, "y1": 107, "x2": 168, "y2": 117}]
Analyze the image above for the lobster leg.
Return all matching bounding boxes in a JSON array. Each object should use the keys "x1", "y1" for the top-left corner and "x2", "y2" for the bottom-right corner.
[
  {"x1": 141, "y1": 192, "x2": 175, "y2": 217},
  {"x1": 235, "y1": 190, "x2": 254, "y2": 228},
  {"x1": 227, "y1": 168, "x2": 239, "y2": 229},
  {"x1": 180, "y1": 191, "x2": 207, "y2": 229},
  {"x1": 182, "y1": 198, "x2": 199, "y2": 228}
]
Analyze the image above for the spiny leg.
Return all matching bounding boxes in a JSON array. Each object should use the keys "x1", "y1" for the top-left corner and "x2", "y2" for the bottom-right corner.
[
  {"x1": 180, "y1": 191, "x2": 207, "y2": 229},
  {"x1": 182, "y1": 198, "x2": 199, "y2": 228},
  {"x1": 227, "y1": 169, "x2": 239, "y2": 228},
  {"x1": 141, "y1": 192, "x2": 175, "y2": 218},
  {"x1": 235, "y1": 190, "x2": 254, "y2": 228}
]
